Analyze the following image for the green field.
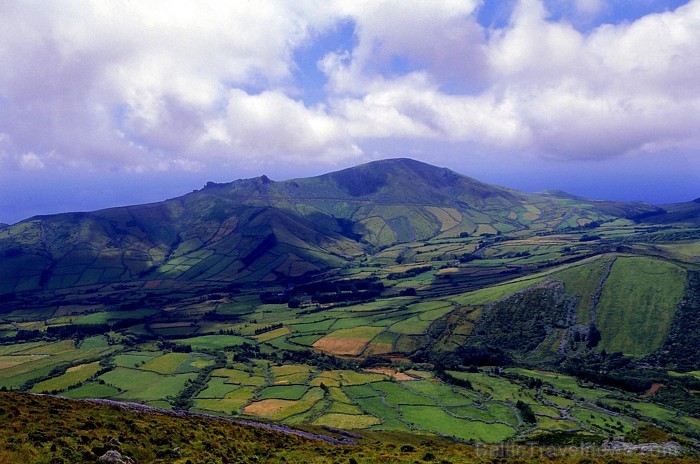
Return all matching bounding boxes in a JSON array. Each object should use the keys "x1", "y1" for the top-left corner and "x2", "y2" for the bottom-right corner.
[
  {"x1": 30, "y1": 361, "x2": 102, "y2": 393},
  {"x1": 570, "y1": 407, "x2": 634, "y2": 434},
  {"x1": 448, "y1": 372, "x2": 531, "y2": 402},
  {"x1": 596, "y1": 257, "x2": 686, "y2": 356},
  {"x1": 505, "y1": 368, "x2": 611, "y2": 399},
  {"x1": 72, "y1": 309, "x2": 159, "y2": 325},
  {"x1": 551, "y1": 257, "x2": 614, "y2": 324},
  {"x1": 194, "y1": 386, "x2": 257, "y2": 414},
  {"x1": 447, "y1": 277, "x2": 544, "y2": 305},
  {"x1": 0, "y1": 339, "x2": 119, "y2": 390},
  {"x1": 400, "y1": 405, "x2": 517, "y2": 442},
  {"x1": 171, "y1": 334, "x2": 250, "y2": 350},
  {"x1": 2, "y1": 187, "x2": 700, "y2": 448},
  {"x1": 99, "y1": 367, "x2": 197, "y2": 402},
  {"x1": 258, "y1": 385, "x2": 309, "y2": 401},
  {"x1": 62, "y1": 381, "x2": 121, "y2": 399},
  {"x1": 139, "y1": 352, "x2": 193, "y2": 374},
  {"x1": 211, "y1": 368, "x2": 266, "y2": 386},
  {"x1": 372, "y1": 381, "x2": 433, "y2": 406},
  {"x1": 405, "y1": 380, "x2": 474, "y2": 406},
  {"x1": 312, "y1": 412, "x2": 380, "y2": 429},
  {"x1": 196, "y1": 377, "x2": 241, "y2": 398},
  {"x1": 113, "y1": 352, "x2": 160, "y2": 368}
]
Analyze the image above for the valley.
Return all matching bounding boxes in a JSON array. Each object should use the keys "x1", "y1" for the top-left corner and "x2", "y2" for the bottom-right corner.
[{"x1": 1, "y1": 159, "x2": 699, "y2": 461}]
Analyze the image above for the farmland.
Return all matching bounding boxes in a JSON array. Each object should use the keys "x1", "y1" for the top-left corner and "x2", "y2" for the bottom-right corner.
[
  {"x1": 1, "y1": 160, "x2": 700, "y2": 456},
  {"x1": 2, "y1": 246, "x2": 699, "y2": 445},
  {"x1": 5, "y1": 392, "x2": 699, "y2": 464},
  {"x1": 1, "y1": 325, "x2": 697, "y2": 447},
  {"x1": 595, "y1": 257, "x2": 686, "y2": 356}
]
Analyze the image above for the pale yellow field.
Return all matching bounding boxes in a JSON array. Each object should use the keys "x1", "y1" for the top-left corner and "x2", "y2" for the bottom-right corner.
[
  {"x1": 313, "y1": 327, "x2": 383, "y2": 356},
  {"x1": 364, "y1": 367, "x2": 416, "y2": 381}
]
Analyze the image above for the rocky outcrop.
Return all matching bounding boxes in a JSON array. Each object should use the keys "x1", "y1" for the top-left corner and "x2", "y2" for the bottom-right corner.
[
  {"x1": 601, "y1": 440, "x2": 684, "y2": 456},
  {"x1": 98, "y1": 450, "x2": 134, "y2": 464}
]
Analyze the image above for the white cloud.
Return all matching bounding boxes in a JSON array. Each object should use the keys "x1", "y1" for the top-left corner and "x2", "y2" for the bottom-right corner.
[
  {"x1": 325, "y1": 0, "x2": 700, "y2": 160},
  {"x1": 19, "y1": 152, "x2": 46, "y2": 170},
  {"x1": 0, "y1": 0, "x2": 698, "y2": 177},
  {"x1": 323, "y1": 0, "x2": 486, "y2": 94},
  {"x1": 225, "y1": 89, "x2": 361, "y2": 162},
  {"x1": 574, "y1": 0, "x2": 604, "y2": 16},
  {"x1": 331, "y1": 74, "x2": 530, "y2": 147},
  {"x1": 0, "y1": 1, "x2": 342, "y2": 171},
  {"x1": 488, "y1": 0, "x2": 586, "y2": 81},
  {"x1": 489, "y1": 0, "x2": 700, "y2": 159}
]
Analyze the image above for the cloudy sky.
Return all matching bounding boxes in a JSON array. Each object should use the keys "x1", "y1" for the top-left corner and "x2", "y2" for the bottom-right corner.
[{"x1": 1, "y1": 0, "x2": 699, "y2": 224}]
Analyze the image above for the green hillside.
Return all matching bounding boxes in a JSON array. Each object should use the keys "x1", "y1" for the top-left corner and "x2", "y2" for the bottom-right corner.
[
  {"x1": 595, "y1": 257, "x2": 686, "y2": 357},
  {"x1": 0, "y1": 200, "x2": 363, "y2": 294},
  {"x1": 3, "y1": 391, "x2": 696, "y2": 464},
  {"x1": 0, "y1": 158, "x2": 663, "y2": 294},
  {"x1": 1, "y1": 158, "x2": 699, "y2": 455}
]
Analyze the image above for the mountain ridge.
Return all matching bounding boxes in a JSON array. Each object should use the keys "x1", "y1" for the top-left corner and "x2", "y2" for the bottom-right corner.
[
  {"x1": 2, "y1": 159, "x2": 700, "y2": 450},
  {"x1": 0, "y1": 158, "x2": 685, "y2": 294}
]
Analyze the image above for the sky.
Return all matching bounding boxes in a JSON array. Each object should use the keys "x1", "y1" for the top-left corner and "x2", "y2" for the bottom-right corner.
[{"x1": 1, "y1": 0, "x2": 699, "y2": 224}]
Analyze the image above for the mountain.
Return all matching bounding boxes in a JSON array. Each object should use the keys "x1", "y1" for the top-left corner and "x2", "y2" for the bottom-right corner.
[
  {"x1": 2, "y1": 159, "x2": 700, "y2": 451},
  {"x1": 0, "y1": 190, "x2": 365, "y2": 295},
  {"x1": 640, "y1": 198, "x2": 700, "y2": 226},
  {"x1": 0, "y1": 158, "x2": 665, "y2": 294},
  {"x1": 201, "y1": 158, "x2": 661, "y2": 244}
]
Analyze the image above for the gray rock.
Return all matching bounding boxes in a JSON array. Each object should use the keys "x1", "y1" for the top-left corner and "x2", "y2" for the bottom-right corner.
[
  {"x1": 98, "y1": 450, "x2": 134, "y2": 464},
  {"x1": 601, "y1": 440, "x2": 684, "y2": 456}
]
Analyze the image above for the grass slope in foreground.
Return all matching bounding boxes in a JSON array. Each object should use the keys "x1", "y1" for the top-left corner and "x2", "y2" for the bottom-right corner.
[{"x1": 0, "y1": 391, "x2": 696, "y2": 464}]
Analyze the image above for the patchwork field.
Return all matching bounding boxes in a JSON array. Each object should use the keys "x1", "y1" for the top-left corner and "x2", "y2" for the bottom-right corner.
[{"x1": 2, "y1": 216, "x2": 699, "y2": 453}]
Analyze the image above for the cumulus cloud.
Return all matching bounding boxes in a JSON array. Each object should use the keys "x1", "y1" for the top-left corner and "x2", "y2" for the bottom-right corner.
[
  {"x1": 330, "y1": 73, "x2": 529, "y2": 148},
  {"x1": 0, "y1": 0, "x2": 698, "y2": 176},
  {"x1": 320, "y1": 0, "x2": 700, "y2": 160},
  {"x1": 224, "y1": 89, "x2": 360, "y2": 161},
  {"x1": 324, "y1": 0, "x2": 486, "y2": 92},
  {"x1": 485, "y1": 0, "x2": 700, "y2": 158},
  {"x1": 0, "y1": 0, "x2": 342, "y2": 171}
]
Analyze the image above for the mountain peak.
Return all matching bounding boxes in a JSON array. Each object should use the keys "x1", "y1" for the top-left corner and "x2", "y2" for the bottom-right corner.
[
  {"x1": 359, "y1": 157, "x2": 440, "y2": 169},
  {"x1": 0, "y1": 157, "x2": 675, "y2": 293},
  {"x1": 314, "y1": 157, "x2": 491, "y2": 201},
  {"x1": 348, "y1": 157, "x2": 454, "y2": 177}
]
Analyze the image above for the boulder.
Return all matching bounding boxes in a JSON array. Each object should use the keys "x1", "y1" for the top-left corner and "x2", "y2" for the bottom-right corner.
[{"x1": 98, "y1": 450, "x2": 134, "y2": 464}]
